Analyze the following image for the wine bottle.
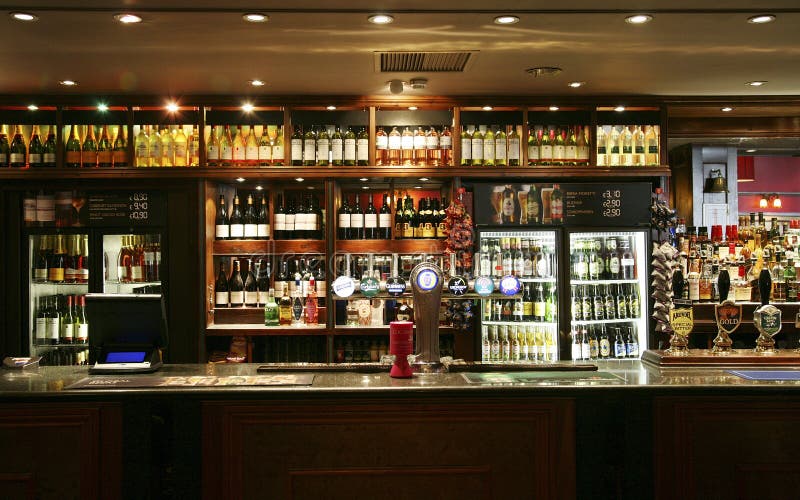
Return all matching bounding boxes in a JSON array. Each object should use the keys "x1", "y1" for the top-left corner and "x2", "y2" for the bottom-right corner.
[
  {"x1": 483, "y1": 127, "x2": 495, "y2": 167},
  {"x1": 60, "y1": 295, "x2": 74, "y2": 345},
  {"x1": 215, "y1": 262, "x2": 229, "y2": 307},
  {"x1": 97, "y1": 125, "x2": 112, "y2": 167},
  {"x1": 294, "y1": 197, "x2": 307, "y2": 239},
  {"x1": 375, "y1": 127, "x2": 388, "y2": 166},
  {"x1": 229, "y1": 193, "x2": 245, "y2": 239},
  {"x1": 228, "y1": 260, "x2": 245, "y2": 307},
  {"x1": 257, "y1": 193, "x2": 269, "y2": 239},
  {"x1": 35, "y1": 296, "x2": 48, "y2": 345},
  {"x1": 75, "y1": 295, "x2": 88, "y2": 344},
  {"x1": 290, "y1": 125, "x2": 303, "y2": 166},
  {"x1": 10, "y1": 125, "x2": 27, "y2": 167},
  {"x1": 313, "y1": 259, "x2": 326, "y2": 308},
  {"x1": 148, "y1": 125, "x2": 162, "y2": 167},
  {"x1": 316, "y1": 127, "x2": 330, "y2": 166},
  {"x1": 388, "y1": 127, "x2": 401, "y2": 166},
  {"x1": 232, "y1": 125, "x2": 246, "y2": 166},
  {"x1": 215, "y1": 194, "x2": 229, "y2": 240},
  {"x1": 189, "y1": 125, "x2": 201, "y2": 166},
  {"x1": 245, "y1": 126, "x2": 259, "y2": 167},
  {"x1": 220, "y1": 125, "x2": 233, "y2": 167},
  {"x1": 285, "y1": 197, "x2": 296, "y2": 239},
  {"x1": 471, "y1": 127, "x2": 484, "y2": 166},
  {"x1": 338, "y1": 197, "x2": 351, "y2": 240},
  {"x1": 64, "y1": 125, "x2": 81, "y2": 168},
  {"x1": 274, "y1": 260, "x2": 289, "y2": 299},
  {"x1": 206, "y1": 125, "x2": 220, "y2": 167},
  {"x1": 134, "y1": 126, "x2": 149, "y2": 167},
  {"x1": 79, "y1": 125, "x2": 97, "y2": 168},
  {"x1": 273, "y1": 194, "x2": 286, "y2": 240},
  {"x1": 174, "y1": 126, "x2": 188, "y2": 167},
  {"x1": 131, "y1": 235, "x2": 145, "y2": 283},
  {"x1": 426, "y1": 127, "x2": 440, "y2": 166},
  {"x1": 440, "y1": 126, "x2": 453, "y2": 166},
  {"x1": 48, "y1": 235, "x2": 66, "y2": 283},
  {"x1": 244, "y1": 260, "x2": 258, "y2": 307},
  {"x1": 258, "y1": 125, "x2": 271, "y2": 167},
  {"x1": 507, "y1": 127, "x2": 520, "y2": 166},
  {"x1": 494, "y1": 126, "x2": 507, "y2": 167},
  {"x1": 401, "y1": 126, "x2": 414, "y2": 166},
  {"x1": 0, "y1": 125, "x2": 10, "y2": 167},
  {"x1": 47, "y1": 296, "x2": 60, "y2": 345},
  {"x1": 351, "y1": 195, "x2": 364, "y2": 240},
  {"x1": 394, "y1": 197, "x2": 404, "y2": 240},
  {"x1": 272, "y1": 126, "x2": 284, "y2": 165},
  {"x1": 161, "y1": 125, "x2": 175, "y2": 167},
  {"x1": 331, "y1": 127, "x2": 344, "y2": 166},
  {"x1": 357, "y1": 127, "x2": 369, "y2": 166},
  {"x1": 257, "y1": 259, "x2": 272, "y2": 306},
  {"x1": 33, "y1": 235, "x2": 49, "y2": 282},
  {"x1": 28, "y1": 125, "x2": 44, "y2": 168},
  {"x1": 413, "y1": 126, "x2": 427, "y2": 166},
  {"x1": 379, "y1": 193, "x2": 392, "y2": 239},
  {"x1": 303, "y1": 126, "x2": 316, "y2": 166},
  {"x1": 364, "y1": 196, "x2": 378, "y2": 240},
  {"x1": 113, "y1": 125, "x2": 128, "y2": 167},
  {"x1": 343, "y1": 127, "x2": 356, "y2": 166},
  {"x1": 243, "y1": 194, "x2": 258, "y2": 239}
]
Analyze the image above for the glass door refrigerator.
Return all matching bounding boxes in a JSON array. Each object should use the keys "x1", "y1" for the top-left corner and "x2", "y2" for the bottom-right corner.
[
  {"x1": 566, "y1": 229, "x2": 649, "y2": 361},
  {"x1": 476, "y1": 229, "x2": 560, "y2": 362}
]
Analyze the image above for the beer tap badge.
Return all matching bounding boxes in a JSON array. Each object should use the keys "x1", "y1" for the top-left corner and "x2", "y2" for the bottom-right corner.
[{"x1": 715, "y1": 300, "x2": 742, "y2": 334}]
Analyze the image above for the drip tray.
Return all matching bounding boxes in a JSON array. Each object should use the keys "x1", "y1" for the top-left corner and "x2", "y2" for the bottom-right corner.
[{"x1": 256, "y1": 362, "x2": 598, "y2": 373}]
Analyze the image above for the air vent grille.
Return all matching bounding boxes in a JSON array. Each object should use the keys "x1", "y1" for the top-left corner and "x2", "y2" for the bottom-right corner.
[{"x1": 377, "y1": 51, "x2": 474, "y2": 73}]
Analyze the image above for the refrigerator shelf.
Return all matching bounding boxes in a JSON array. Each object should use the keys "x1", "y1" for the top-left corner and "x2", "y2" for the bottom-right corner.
[
  {"x1": 518, "y1": 277, "x2": 557, "y2": 283},
  {"x1": 571, "y1": 318, "x2": 640, "y2": 326},
  {"x1": 570, "y1": 279, "x2": 639, "y2": 285},
  {"x1": 483, "y1": 321, "x2": 558, "y2": 327},
  {"x1": 104, "y1": 281, "x2": 161, "y2": 286},
  {"x1": 32, "y1": 343, "x2": 90, "y2": 349},
  {"x1": 30, "y1": 282, "x2": 89, "y2": 287}
]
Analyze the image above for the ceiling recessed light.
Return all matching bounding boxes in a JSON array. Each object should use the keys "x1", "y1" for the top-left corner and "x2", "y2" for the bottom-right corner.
[
  {"x1": 362, "y1": 186, "x2": 370, "y2": 190},
  {"x1": 248, "y1": 79, "x2": 265, "y2": 87},
  {"x1": 295, "y1": 177, "x2": 304, "y2": 182},
  {"x1": 326, "y1": 105, "x2": 337, "y2": 111},
  {"x1": 359, "y1": 177, "x2": 369, "y2": 182},
  {"x1": 614, "y1": 106, "x2": 626, "y2": 112},
  {"x1": 242, "y1": 13, "x2": 268, "y2": 23},
  {"x1": 549, "y1": 106, "x2": 560, "y2": 111},
  {"x1": 625, "y1": 14, "x2": 653, "y2": 24},
  {"x1": 368, "y1": 14, "x2": 394, "y2": 25},
  {"x1": 407, "y1": 106, "x2": 418, "y2": 111},
  {"x1": 721, "y1": 107, "x2": 734, "y2": 112},
  {"x1": 746, "y1": 80, "x2": 767, "y2": 87},
  {"x1": 10, "y1": 12, "x2": 38, "y2": 22},
  {"x1": 493, "y1": 15, "x2": 519, "y2": 25},
  {"x1": 59, "y1": 79, "x2": 77, "y2": 86},
  {"x1": 413, "y1": 186, "x2": 422, "y2": 189},
  {"x1": 97, "y1": 104, "x2": 109, "y2": 112},
  {"x1": 748, "y1": 14, "x2": 776, "y2": 24},
  {"x1": 242, "y1": 103, "x2": 255, "y2": 112},
  {"x1": 568, "y1": 81, "x2": 585, "y2": 88},
  {"x1": 746, "y1": 149, "x2": 757, "y2": 153},
  {"x1": 525, "y1": 66, "x2": 563, "y2": 77},
  {"x1": 235, "y1": 177, "x2": 246, "y2": 183},
  {"x1": 482, "y1": 106, "x2": 493, "y2": 111},
  {"x1": 114, "y1": 13, "x2": 142, "y2": 24},
  {"x1": 27, "y1": 104, "x2": 38, "y2": 111},
  {"x1": 255, "y1": 185, "x2": 263, "y2": 191},
  {"x1": 419, "y1": 177, "x2": 429, "y2": 181},
  {"x1": 166, "y1": 102, "x2": 179, "y2": 112}
]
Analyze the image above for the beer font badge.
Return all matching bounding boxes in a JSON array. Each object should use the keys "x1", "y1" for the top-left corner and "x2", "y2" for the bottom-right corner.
[
  {"x1": 669, "y1": 308, "x2": 694, "y2": 339},
  {"x1": 415, "y1": 269, "x2": 439, "y2": 292},
  {"x1": 474, "y1": 276, "x2": 494, "y2": 296},
  {"x1": 359, "y1": 276, "x2": 380, "y2": 297},
  {"x1": 385, "y1": 276, "x2": 407, "y2": 297},
  {"x1": 754, "y1": 304, "x2": 782, "y2": 338},
  {"x1": 499, "y1": 275, "x2": 521, "y2": 296},
  {"x1": 332, "y1": 276, "x2": 356, "y2": 298},
  {"x1": 715, "y1": 301, "x2": 742, "y2": 334},
  {"x1": 447, "y1": 276, "x2": 468, "y2": 296}
]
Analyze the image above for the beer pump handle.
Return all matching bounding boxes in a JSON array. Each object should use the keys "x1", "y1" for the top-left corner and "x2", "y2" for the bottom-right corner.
[
  {"x1": 718, "y1": 269, "x2": 730, "y2": 303},
  {"x1": 672, "y1": 268, "x2": 684, "y2": 299},
  {"x1": 759, "y1": 269, "x2": 772, "y2": 306}
]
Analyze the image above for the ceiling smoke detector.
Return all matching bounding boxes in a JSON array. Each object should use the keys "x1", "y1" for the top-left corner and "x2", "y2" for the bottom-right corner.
[
  {"x1": 525, "y1": 67, "x2": 563, "y2": 78},
  {"x1": 409, "y1": 78, "x2": 428, "y2": 89}
]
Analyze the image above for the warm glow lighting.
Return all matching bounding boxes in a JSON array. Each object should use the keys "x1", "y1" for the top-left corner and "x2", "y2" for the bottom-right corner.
[
  {"x1": 249, "y1": 79, "x2": 265, "y2": 87},
  {"x1": 97, "y1": 104, "x2": 109, "y2": 112},
  {"x1": 326, "y1": 105, "x2": 337, "y2": 111},
  {"x1": 748, "y1": 15, "x2": 776, "y2": 24},
  {"x1": 774, "y1": 196, "x2": 782, "y2": 208},
  {"x1": 362, "y1": 186, "x2": 370, "y2": 190},
  {"x1": 493, "y1": 15, "x2": 520, "y2": 25},
  {"x1": 419, "y1": 177, "x2": 429, "y2": 181},
  {"x1": 59, "y1": 80, "x2": 77, "y2": 86},
  {"x1": 295, "y1": 177, "x2": 304, "y2": 182},
  {"x1": 746, "y1": 149, "x2": 757, "y2": 153},
  {"x1": 625, "y1": 14, "x2": 653, "y2": 24},
  {"x1": 236, "y1": 177, "x2": 246, "y2": 183},
  {"x1": 614, "y1": 106, "x2": 626, "y2": 112},
  {"x1": 482, "y1": 106, "x2": 493, "y2": 111},
  {"x1": 568, "y1": 81, "x2": 585, "y2": 88},
  {"x1": 243, "y1": 13, "x2": 268, "y2": 23},
  {"x1": 255, "y1": 185, "x2": 263, "y2": 191},
  {"x1": 368, "y1": 14, "x2": 394, "y2": 25},
  {"x1": 114, "y1": 13, "x2": 142, "y2": 24},
  {"x1": 10, "y1": 12, "x2": 38, "y2": 22},
  {"x1": 407, "y1": 106, "x2": 418, "y2": 111},
  {"x1": 746, "y1": 81, "x2": 767, "y2": 87},
  {"x1": 242, "y1": 103, "x2": 255, "y2": 112},
  {"x1": 760, "y1": 196, "x2": 768, "y2": 209},
  {"x1": 359, "y1": 177, "x2": 369, "y2": 182},
  {"x1": 166, "y1": 102, "x2": 179, "y2": 112},
  {"x1": 27, "y1": 104, "x2": 38, "y2": 111},
  {"x1": 549, "y1": 106, "x2": 560, "y2": 111},
  {"x1": 413, "y1": 186, "x2": 422, "y2": 189},
  {"x1": 721, "y1": 107, "x2": 734, "y2": 112}
]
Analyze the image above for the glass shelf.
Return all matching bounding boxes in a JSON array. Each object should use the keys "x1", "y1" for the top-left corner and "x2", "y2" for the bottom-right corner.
[{"x1": 571, "y1": 318, "x2": 640, "y2": 325}]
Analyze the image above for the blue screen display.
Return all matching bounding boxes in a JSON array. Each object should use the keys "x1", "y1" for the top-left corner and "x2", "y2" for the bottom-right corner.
[{"x1": 105, "y1": 351, "x2": 147, "y2": 363}]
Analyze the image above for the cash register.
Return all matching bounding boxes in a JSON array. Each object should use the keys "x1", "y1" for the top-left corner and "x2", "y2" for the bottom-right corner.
[{"x1": 86, "y1": 294, "x2": 167, "y2": 374}]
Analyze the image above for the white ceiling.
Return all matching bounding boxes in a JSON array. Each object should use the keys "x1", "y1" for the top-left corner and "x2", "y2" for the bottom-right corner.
[{"x1": 0, "y1": 1, "x2": 799, "y2": 98}]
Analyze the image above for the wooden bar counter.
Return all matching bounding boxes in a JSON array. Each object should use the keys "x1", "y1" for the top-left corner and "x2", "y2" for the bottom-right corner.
[{"x1": 2, "y1": 361, "x2": 800, "y2": 500}]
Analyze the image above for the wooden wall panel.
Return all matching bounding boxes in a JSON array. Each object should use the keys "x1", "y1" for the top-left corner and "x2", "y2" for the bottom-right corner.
[{"x1": 203, "y1": 397, "x2": 575, "y2": 500}]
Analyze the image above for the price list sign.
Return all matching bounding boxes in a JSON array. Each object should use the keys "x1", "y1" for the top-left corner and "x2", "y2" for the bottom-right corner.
[
  {"x1": 562, "y1": 182, "x2": 650, "y2": 227},
  {"x1": 87, "y1": 191, "x2": 165, "y2": 227}
]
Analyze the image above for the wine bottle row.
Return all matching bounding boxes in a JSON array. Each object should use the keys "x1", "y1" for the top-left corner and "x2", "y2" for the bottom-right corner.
[
  {"x1": 205, "y1": 124, "x2": 283, "y2": 167},
  {"x1": 32, "y1": 234, "x2": 89, "y2": 284},
  {"x1": 570, "y1": 283, "x2": 640, "y2": 322},
  {"x1": 34, "y1": 294, "x2": 89, "y2": 346},
  {"x1": 215, "y1": 192, "x2": 323, "y2": 240},
  {"x1": 133, "y1": 124, "x2": 199, "y2": 167},
  {"x1": 64, "y1": 124, "x2": 128, "y2": 168},
  {"x1": 479, "y1": 237, "x2": 556, "y2": 278},
  {"x1": 459, "y1": 124, "x2": 523, "y2": 167},
  {"x1": 596, "y1": 125, "x2": 660, "y2": 167},
  {"x1": 481, "y1": 324, "x2": 558, "y2": 363},
  {"x1": 115, "y1": 234, "x2": 162, "y2": 283},
  {"x1": 524, "y1": 125, "x2": 591, "y2": 167},
  {"x1": 214, "y1": 257, "x2": 326, "y2": 309},
  {"x1": 374, "y1": 125, "x2": 453, "y2": 166},
  {"x1": 289, "y1": 125, "x2": 369, "y2": 166},
  {"x1": 0, "y1": 124, "x2": 57, "y2": 168}
]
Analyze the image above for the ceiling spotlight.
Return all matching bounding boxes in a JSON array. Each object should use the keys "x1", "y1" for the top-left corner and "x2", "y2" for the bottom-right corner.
[
  {"x1": 27, "y1": 104, "x2": 38, "y2": 111},
  {"x1": 413, "y1": 186, "x2": 422, "y2": 189},
  {"x1": 419, "y1": 177, "x2": 430, "y2": 181},
  {"x1": 362, "y1": 186, "x2": 370, "y2": 190},
  {"x1": 255, "y1": 185, "x2": 263, "y2": 191},
  {"x1": 408, "y1": 106, "x2": 418, "y2": 111},
  {"x1": 721, "y1": 107, "x2": 734, "y2": 112},
  {"x1": 746, "y1": 149, "x2": 757, "y2": 153},
  {"x1": 748, "y1": 14, "x2": 776, "y2": 24},
  {"x1": 525, "y1": 66, "x2": 563, "y2": 78},
  {"x1": 10, "y1": 12, "x2": 38, "y2": 22},
  {"x1": 493, "y1": 15, "x2": 520, "y2": 25},
  {"x1": 482, "y1": 106, "x2": 493, "y2": 111},
  {"x1": 249, "y1": 79, "x2": 265, "y2": 87},
  {"x1": 97, "y1": 104, "x2": 109, "y2": 112},
  {"x1": 614, "y1": 106, "x2": 626, "y2": 112},
  {"x1": 114, "y1": 13, "x2": 142, "y2": 24},
  {"x1": 746, "y1": 81, "x2": 767, "y2": 86},
  {"x1": 242, "y1": 103, "x2": 254, "y2": 112},
  {"x1": 165, "y1": 102, "x2": 179, "y2": 112},
  {"x1": 359, "y1": 177, "x2": 369, "y2": 182},
  {"x1": 549, "y1": 106, "x2": 560, "y2": 111},
  {"x1": 326, "y1": 105, "x2": 337, "y2": 111},
  {"x1": 242, "y1": 13, "x2": 269, "y2": 23},
  {"x1": 59, "y1": 80, "x2": 77, "y2": 86},
  {"x1": 295, "y1": 177, "x2": 304, "y2": 182},
  {"x1": 568, "y1": 81, "x2": 585, "y2": 88},
  {"x1": 235, "y1": 177, "x2": 246, "y2": 183},
  {"x1": 625, "y1": 14, "x2": 653, "y2": 24},
  {"x1": 368, "y1": 14, "x2": 394, "y2": 25}
]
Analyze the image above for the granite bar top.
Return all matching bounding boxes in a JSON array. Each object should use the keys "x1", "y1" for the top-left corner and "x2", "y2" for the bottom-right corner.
[{"x1": 3, "y1": 360, "x2": 800, "y2": 398}]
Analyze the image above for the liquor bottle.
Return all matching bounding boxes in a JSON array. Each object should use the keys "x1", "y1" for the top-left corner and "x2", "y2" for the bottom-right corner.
[
  {"x1": 274, "y1": 260, "x2": 289, "y2": 299},
  {"x1": 9, "y1": 125, "x2": 26, "y2": 167},
  {"x1": 644, "y1": 125, "x2": 659, "y2": 165},
  {"x1": 228, "y1": 260, "x2": 245, "y2": 307},
  {"x1": 284, "y1": 197, "x2": 296, "y2": 239},
  {"x1": 215, "y1": 194, "x2": 230, "y2": 240},
  {"x1": 148, "y1": 125, "x2": 162, "y2": 167},
  {"x1": 264, "y1": 288, "x2": 279, "y2": 326},
  {"x1": 135, "y1": 126, "x2": 149, "y2": 167},
  {"x1": 608, "y1": 126, "x2": 620, "y2": 166},
  {"x1": 551, "y1": 184, "x2": 564, "y2": 224},
  {"x1": 398, "y1": 126, "x2": 412, "y2": 166},
  {"x1": 303, "y1": 126, "x2": 316, "y2": 166},
  {"x1": 218, "y1": 125, "x2": 233, "y2": 167},
  {"x1": 539, "y1": 128, "x2": 553, "y2": 165},
  {"x1": 331, "y1": 127, "x2": 344, "y2": 166},
  {"x1": 290, "y1": 125, "x2": 303, "y2": 166},
  {"x1": 483, "y1": 127, "x2": 496, "y2": 167},
  {"x1": 243, "y1": 194, "x2": 258, "y2": 239},
  {"x1": 272, "y1": 126, "x2": 284, "y2": 165},
  {"x1": 552, "y1": 128, "x2": 566, "y2": 166},
  {"x1": 215, "y1": 262, "x2": 229, "y2": 307},
  {"x1": 257, "y1": 193, "x2": 269, "y2": 239},
  {"x1": 273, "y1": 194, "x2": 285, "y2": 240},
  {"x1": 378, "y1": 193, "x2": 392, "y2": 239},
  {"x1": 364, "y1": 196, "x2": 378, "y2": 239},
  {"x1": 158, "y1": 125, "x2": 174, "y2": 167},
  {"x1": 28, "y1": 125, "x2": 44, "y2": 168},
  {"x1": 426, "y1": 127, "x2": 441, "y2": 166},
  {"x1": 495, "y1": 127, "x2": 507, "y2": 167},
  {"x1": 596, "y1": 127, "x2": 606, "y2": 167},
  {"x1": 621, "y1": 126, "x2": 633, "y2": 166},
  {"x1": 305, "y1": 276, "x2": 318, "y2": 325},
  {"x1": 242, "y1": 126, "x2": 258, "y2": 167},
  {"x1": 343, "y1": 127, "x2": 356, "y2": 166},
  {"x1": 291, "y1": 279, "x2": 304, "y2": 325},
  {"x1": 350, "y1": 195, "x2": 364, "y2": 240},
  {"x1": 49, "y1": 235, "x2": 66, "y2": 283},
  {"x1": 357, "y1": 127, "x2": 369, "y2": 166},
  {"x1": 460, "y1": 126, "x2": 472, "y2": 166},
  {"x1": 0, "y1": 125, "x2": 10, "y2": 167},
  {"x1": 440, "y1": 126, "x2": 453, "y2": 166},
  {"x1": 113, "y1": 125, "x2": 128, "y2": 167},
  {"x1": 42, "y1": 126, "x2": 57, "y2": 167},
  {"x1": 412, "y1": 126, "x2": 426, "y2": 166},
  {"x1": 188, "y1": 125, "x2": 200, "y2": 166},
  {"x1": 47, "y1": 296, "x2": 60, "y2": 345},
  {"x1": 244, "y1": 260, "x2": 258, "y2": 307},
  {"x1": 172, "y1": 126, "x2": 187, "y2": 167},
  {"x1": 96, "y1": 124, "x2": 112, "y2": 167},
  {"x1": 316, "y1": 126, "x2": 330, "y2": 166},
  {"x1": 471, "y1": 127, "x2": 484, "y2": 166},
  {"x1": 375, "y1": 127, "x2": 388, "y2": 166}
]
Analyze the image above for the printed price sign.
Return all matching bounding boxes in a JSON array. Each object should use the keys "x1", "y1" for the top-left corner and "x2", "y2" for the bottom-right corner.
[{"x1": 88, "y1": 191, "x2": 164, "y2": 226}]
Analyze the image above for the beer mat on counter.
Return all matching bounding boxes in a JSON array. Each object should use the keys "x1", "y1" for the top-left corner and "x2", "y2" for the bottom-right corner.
[
  {"x1": 66, "y1": 374, "x2": 315, "y2": 389},
  {"x1": 727, "y1": 370, "x2": 800, "y2": 381},
  {"x1": 461, "y1": 371, "x2": 623, "y2": 385}
]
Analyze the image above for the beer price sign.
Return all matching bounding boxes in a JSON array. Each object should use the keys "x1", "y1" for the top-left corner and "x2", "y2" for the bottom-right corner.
[{"x1": 88, "y1": 191, "x2": 165, "y2": 226}]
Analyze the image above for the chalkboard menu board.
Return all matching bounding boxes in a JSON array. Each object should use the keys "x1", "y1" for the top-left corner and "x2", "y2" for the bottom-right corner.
[
  {"x1": 87, "y1": 191, "x2": 165, "y2": 227},
  {"x1": 562, "y1": 182, "x2": 651, "y2": 227}
]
